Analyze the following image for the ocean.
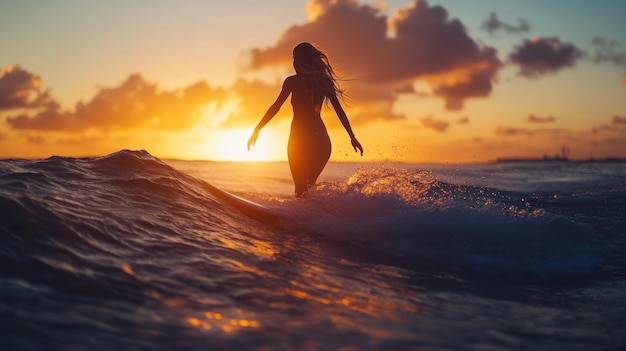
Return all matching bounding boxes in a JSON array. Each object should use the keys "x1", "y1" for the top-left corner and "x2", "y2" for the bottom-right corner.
[{"x1": 1, "y1": 149, "x2": 624, "y2": 350}]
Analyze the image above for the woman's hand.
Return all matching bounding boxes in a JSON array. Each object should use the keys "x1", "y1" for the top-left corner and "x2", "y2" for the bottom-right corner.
[
  {"x1": 247, "y1": 130, "x2": 259, "y2": 151},
  {"x1": 351, "y1": 137, "x2": 363, "y2": 156}
]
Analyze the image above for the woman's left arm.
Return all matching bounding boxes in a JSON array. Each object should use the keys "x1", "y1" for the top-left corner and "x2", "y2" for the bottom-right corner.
[{"x1": 329, "y1": 94, "x2": 363, "y2": 156}]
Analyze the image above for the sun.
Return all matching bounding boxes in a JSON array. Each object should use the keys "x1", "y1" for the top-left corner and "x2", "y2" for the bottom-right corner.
[{"x1": 210, "y1": 128, "x2": 285, "y2": 162}]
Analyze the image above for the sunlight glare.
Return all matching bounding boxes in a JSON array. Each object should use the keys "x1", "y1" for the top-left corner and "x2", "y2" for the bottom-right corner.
[{"x1": 211, "y1": 128, "x2": 283, "y2": 162}]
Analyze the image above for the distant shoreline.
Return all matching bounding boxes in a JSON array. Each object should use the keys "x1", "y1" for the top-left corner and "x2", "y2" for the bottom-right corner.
[{"x1": 495, "y1": 156, "x2": 626, "y2": 163}]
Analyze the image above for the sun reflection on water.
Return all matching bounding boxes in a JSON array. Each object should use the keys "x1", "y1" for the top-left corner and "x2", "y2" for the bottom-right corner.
[
  {"x1": 186, "y1": 309, "x2": 261, "y2": 334},
  {"x1": 157, "y1": 223, "x2": 423, "y2": 342}
]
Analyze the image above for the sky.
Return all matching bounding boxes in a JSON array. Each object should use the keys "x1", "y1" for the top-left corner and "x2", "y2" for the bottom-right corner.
[{"x1": 1, "y1": 0, "x2": 625, "y2": 163}]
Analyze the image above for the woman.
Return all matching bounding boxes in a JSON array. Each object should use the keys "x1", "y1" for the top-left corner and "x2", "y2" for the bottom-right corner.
[{"x1": 248, "y1": 42, "x2": 363, "y2": 197}]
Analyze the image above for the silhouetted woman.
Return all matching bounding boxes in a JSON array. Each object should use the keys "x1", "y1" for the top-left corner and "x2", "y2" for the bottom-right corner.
[{"x1": 248, "y1": 42, "x2": 363, "y2": 197}]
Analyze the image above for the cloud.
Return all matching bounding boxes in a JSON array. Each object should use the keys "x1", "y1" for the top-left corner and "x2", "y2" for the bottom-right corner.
[
  {"x1": 509, "y1": 37, "x2": 584, "y2": 78},
  {"x1": 0, "y1": 65, "x2": 52, "y2": 110},
  {"x1": 421, "y1": 116, "x2": 449, "y2": 133},
  {"x1": 591, "y1": 125, "x2": 611, "y2": 134},
  {"x1": 457, "y1": 116, "x2": 470, "y2": 124},
  {"x1": 496, "y1": 126, "x2": 567, "y2": 137},
  {"x1": 7, "y1": 74, "x2": 224, "y2": 131},
  {"x1": 591, "y1": 37, "x2": 626, "y2": 67},
  {"x1": 496, "y1": 127, "x2": 533, "y2": 136},
  {"x1": 55, "y1": 134, "x2": 110, "y2": 146},
  {"x1": 349, "y1": 100, "x2": 405, "y2": 125},
  {"x1": 613, "y1": 115, "x2": 626, "y2": 125},
  {"x1": 527, "y1": 114, "x2": 556, "y2": 123},
  {"x1": 588, "y1": 115, "x2": 626, "y2": 135},
  {"x1": 431, "y1": 67, "x2": 497, "y2": 110},
  {"x1": 247, "y1": 0, "x2": 500, "y2": 114},
  {"x1": 591, "y1": 37, "x2": 626, "y2": 82},
  {"x1": 220, "y1": 78, "x2": 289, "y2": 128},
  {"x1": 24, "y1": 133, "x2": 47, "y2": 145},
  {"x1": 480, "y1": 12, "x2": 529, "y2": 34}
]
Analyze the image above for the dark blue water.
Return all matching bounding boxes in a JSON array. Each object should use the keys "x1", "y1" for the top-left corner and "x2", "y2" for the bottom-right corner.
[{"x1": 1, "y1": 150, "x2": 625, "y2": 350}]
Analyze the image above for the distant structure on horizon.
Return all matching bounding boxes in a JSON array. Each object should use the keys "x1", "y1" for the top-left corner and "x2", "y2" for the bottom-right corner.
[
  {"x1": 561, "y1": 146, "x2": 571, "y2": 160},
  {"x1": 496, "y1": 145, "x2": 571, "y2": 163},
  {"x1": 496, "y1": 146, "x2": 626, "y2": 163}
]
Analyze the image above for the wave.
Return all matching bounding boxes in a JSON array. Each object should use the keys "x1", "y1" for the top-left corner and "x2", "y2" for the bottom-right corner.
[
  {"x1": 0, "y1": 150, "x2": 608, "y2": 286},
  {"x1": 278, "y1": 165, "x2": 602, "y2": 279},
  {"x1": 1, "y1": 150, "x2": 225, "y2": 305}
]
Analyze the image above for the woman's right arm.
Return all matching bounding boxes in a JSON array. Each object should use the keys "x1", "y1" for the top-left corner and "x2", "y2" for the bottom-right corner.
[{"x1": 248, "y1": 77, "x2": 293, "y2": 150}]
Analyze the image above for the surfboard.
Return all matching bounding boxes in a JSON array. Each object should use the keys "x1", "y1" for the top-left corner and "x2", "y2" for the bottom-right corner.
[{"x1": 201, "y1": 180, "x2": 287, "y2": 225}]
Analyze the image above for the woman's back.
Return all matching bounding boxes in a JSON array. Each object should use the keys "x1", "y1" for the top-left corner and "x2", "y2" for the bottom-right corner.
[{"x1": 289, "y1": 75, "x2": 326, "y2": 132}]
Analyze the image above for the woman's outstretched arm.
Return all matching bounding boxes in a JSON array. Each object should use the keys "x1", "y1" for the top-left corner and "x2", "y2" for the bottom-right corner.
[
  {"x1": 328, "y1": 94, "x2": 363, "y2": 156},
  {"x1": 248, "y1": 77, "x2": 294, "y2": 150}
]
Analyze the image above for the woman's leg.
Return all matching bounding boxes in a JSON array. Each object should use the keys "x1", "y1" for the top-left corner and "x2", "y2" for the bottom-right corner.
[
  {"x1": 288, "y1": 136, "x2": 310, "y2": 197},
  {"x1": 307, "y1": 133, "x2": 331, "y2": 189},
  {"x1": 288, "y1": 132, "x2": 331, "y2": 197}
]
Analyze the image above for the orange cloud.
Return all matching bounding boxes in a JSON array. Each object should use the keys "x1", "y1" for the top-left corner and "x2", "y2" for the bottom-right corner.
[
  {"x1": 496, "y1": 126, "x2": 567, "y2": 137},
  {"x1": 247, "y1": 0, "x2": 500, "y2": 115},
  {"x1": 219, "y1": 78, "x2": 289, "y2": 128},
  {"x1": 26, "y1": 134, "x2": 47, "y2": 145},
  {"x1": 612, "y1": 115, "x2": 626, "y2": 125},
  {"x1": 421, "y1": 116, "x2": 449, "y2": 133},
  {"x1": 457, "y1": 117, "x2": 470, "y2": 124},
  {"x1": 590, "y1": 115, "x2": 626, "y2": 135},
  {"x1": 7, "y1": 74, "x2": 224, "y2": 131},
  {"x1": 0, "y1": 65, "x2": 52, "y2": 110},
  {"x1": 528, "y1": 114, "x2": 556, "y2": 123}
]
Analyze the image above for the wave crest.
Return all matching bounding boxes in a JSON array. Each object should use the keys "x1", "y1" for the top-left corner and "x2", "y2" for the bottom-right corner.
[{"x1": 282, "y1": 165, "x2": 602, "y2": 279}]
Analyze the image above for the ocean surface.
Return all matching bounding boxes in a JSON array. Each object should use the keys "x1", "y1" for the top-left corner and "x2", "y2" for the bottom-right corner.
[{"x1": 1, "y1": 149, "x2": 625, "y2": 350}]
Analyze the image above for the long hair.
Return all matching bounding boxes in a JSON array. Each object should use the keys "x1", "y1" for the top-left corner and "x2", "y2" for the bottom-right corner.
[{"x1": 292, "y1": 42, "x2": 345, "y2": 105}]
